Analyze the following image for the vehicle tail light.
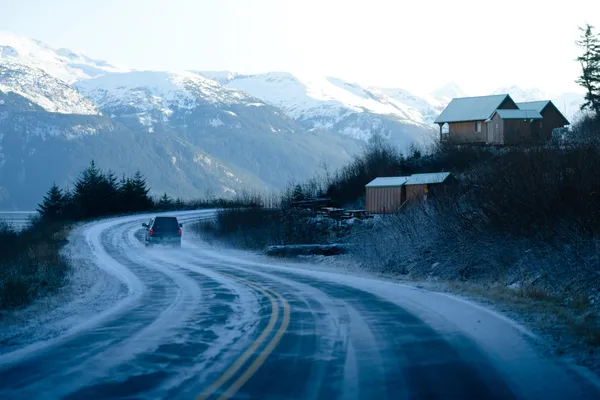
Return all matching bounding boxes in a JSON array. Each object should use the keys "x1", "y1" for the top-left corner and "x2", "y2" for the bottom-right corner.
[
  {"x1": 178, "y1": 229, "x2": 182, "y2": 235},
  {"x1": 149, "y1": 228, "x2": 154, "y2": 236}
]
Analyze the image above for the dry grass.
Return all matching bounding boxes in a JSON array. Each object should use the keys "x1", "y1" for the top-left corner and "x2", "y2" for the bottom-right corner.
[{"x1": 441, "y1": 280, "x2": 600, "y2": 372}]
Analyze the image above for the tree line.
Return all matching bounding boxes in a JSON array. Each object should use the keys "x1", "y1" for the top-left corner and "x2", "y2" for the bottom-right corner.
[
  {"x1": 36, "y1": 161, "x2": 196, "y2": 222},
  {"x1": 36, "y1": 160, "x2": 264, "y2": 223}
]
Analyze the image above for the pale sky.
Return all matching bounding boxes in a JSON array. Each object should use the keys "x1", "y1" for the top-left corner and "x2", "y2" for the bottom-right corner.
[{"x1": 1, "y1": 0, "x2": 599, "y2": 95}]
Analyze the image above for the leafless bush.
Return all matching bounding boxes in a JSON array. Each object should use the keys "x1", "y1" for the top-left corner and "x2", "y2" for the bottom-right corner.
[
  {"x1": 190, "y1": 207, "x2": 344, "y2": 250},
  {"x1": 349, "y1": 168, "x2": 600, "y2": 301}
]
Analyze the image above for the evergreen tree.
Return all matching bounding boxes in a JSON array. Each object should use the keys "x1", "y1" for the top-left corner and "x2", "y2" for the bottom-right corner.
[
  {"x1": 576, "y1": 24, "x2": 600, "y2": 114},
  {"x1": 99, "y1": 169, "x2": 120, "y2": 215},
  {"x1": 71, "y1": 161, "x2": 122, "y2": 219},
  {"x1": 174, "y1": 198, "x2": 185, "y2": 210},
  {"x1": 292, "y1": 184, "x2": 305, "y2": 202},
  {"x1": 158, "y1": 192, "x2": 173, "y2": 210},
  {"x1": 130, "y1": 171, "x2": 153, "y2": 211},
  {"x1": 37, "y1": 183, "x2": 65, "y2": 221},
  {"x1": 118, "y1": 175, "x2": 136, "y2": 213},
  {"x1": 61, "y1": 188, "x2": 75, "y2": 221},
  {"x1": 72, "y1": 160, "x2": 104, "y2": 219}
]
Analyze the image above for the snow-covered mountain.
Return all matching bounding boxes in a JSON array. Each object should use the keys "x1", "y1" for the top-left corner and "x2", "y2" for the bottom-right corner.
[
  {"x1": 198, "y1": 71, "x2": 440, "y2": 148},
  {"x1": 0, "y1": 60, "x2": 99, "y2": 115},
  {"x1": 75, "y1": 69, "x2": 358, "y2": 186},
  {"x1": 0, "y1": 31, "x2": 128, "y2": 83},
  {"x1": 492, "y1": 85, "x2": 549, "y2": 102},
  {"x1": 76, "y1": 70, "x2": 272, "y2": 131}
]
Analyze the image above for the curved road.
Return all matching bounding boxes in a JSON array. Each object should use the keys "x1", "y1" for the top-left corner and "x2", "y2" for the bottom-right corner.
[{"x1": 0, "y1": 211, "x2": 599, "y2": 399}]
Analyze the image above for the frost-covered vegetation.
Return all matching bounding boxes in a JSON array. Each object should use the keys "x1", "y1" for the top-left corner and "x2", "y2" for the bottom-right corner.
[{"x1": 0, "y1": 221, "x2": 70, "y2": 310}]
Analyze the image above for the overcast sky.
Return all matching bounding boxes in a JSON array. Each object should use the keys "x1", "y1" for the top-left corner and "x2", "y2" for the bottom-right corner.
[{"x1": 1, "y1": 0, "x2": 599, "y2": 95}]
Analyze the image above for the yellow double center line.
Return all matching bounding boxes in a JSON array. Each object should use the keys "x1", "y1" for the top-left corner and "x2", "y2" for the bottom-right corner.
[{"x1": 197, "y1": 274, "x2": 290, "y2": 400}]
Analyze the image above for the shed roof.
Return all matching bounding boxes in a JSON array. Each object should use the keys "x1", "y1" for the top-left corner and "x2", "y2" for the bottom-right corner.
[
  {"x1": 365, "y1": 176, "x2": 409, "y2": 188},
  {"x1": 491, "y1": 109, "x2": 543, "y2": 120},
  {"x1": 405, "y1": 172, "x2": 452, "y2": 185},
  {"x1": 434, "y1": 94, "x2": 511, "y2": 124},
  {"x1": 516, "y1": 100, "x2": 550, "y2": 114}
]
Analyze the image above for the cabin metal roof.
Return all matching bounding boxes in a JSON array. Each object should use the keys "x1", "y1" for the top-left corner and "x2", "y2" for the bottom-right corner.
[
  {"x1": 516, "y1": 101, "x2": 550, "y2": 114},
  {"x1": 492, "y1": 109, "x2": 543, "y2": 120},
  {"x1": 365, "y1": 176, "x2": 409, "y2": 188},
  {"x1": 405, "y1": 172, "x2": 452, "y2": 185},
  {"x1": 517, "y1": 100, "x2": 570, "y2": 125},
  {"x1": 434, "y1": 94, "x2": 511, "y2": 124}
]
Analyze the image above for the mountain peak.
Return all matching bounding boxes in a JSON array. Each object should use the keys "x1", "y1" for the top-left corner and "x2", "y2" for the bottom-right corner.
[
  {"x1": 431, "y1": 83, "x2": 468, "y2": 100},
  {"x1": 492, "y1": 85, "x2": 548, "y2": 102},
  {"x1": 0, "y1": 59, "x2": 100, "y2": 115},
  {"x1": 194, "y1": 70, "x2": 240, "y2": 85},
  {"x1": 0, "y1": 31, "x2": 128, "y2": 83}
]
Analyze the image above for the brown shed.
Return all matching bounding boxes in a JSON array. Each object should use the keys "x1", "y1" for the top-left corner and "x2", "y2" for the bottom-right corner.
[
  {"x1": 404, "y1": 172, "x2": 455, "y2": 202},
  {"x1": 365, "y1": 176, "x2": 409, "y2": 214}
]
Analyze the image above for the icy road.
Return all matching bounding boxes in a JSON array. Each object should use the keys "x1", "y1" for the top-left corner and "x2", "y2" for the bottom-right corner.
[{"x1": 0, "y1": 211, "x2": 599, "y2": 399}]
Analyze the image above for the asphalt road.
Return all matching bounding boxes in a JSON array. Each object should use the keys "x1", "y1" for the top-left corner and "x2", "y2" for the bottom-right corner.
[{"x1": 0, "y1": 211, "x2": 599, "y2": 399}]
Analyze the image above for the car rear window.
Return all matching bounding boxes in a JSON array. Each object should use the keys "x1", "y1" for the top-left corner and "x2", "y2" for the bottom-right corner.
[{"x1": 152, "y1": 217, "x2": 179, "y2": 232}]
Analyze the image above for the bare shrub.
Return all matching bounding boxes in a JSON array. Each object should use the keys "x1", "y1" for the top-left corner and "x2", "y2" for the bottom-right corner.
[{"x1": 189, "y1": 206, "x2": 342, "y2": 250}]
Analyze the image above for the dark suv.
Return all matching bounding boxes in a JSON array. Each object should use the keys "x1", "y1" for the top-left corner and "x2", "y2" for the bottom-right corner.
[{"x1": 142, "y1": 216, "x2": 182, "y2": 248}]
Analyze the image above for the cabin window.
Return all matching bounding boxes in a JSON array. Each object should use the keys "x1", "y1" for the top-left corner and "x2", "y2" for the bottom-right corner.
[{"x1": 475, "y1": 121, "x2": 482, "y2": 133}]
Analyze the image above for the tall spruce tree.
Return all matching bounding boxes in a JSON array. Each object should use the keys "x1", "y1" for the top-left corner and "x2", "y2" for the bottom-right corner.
[
  {"x1": 72, "y1": 160, "x2": 110, "y2": 219},
  {"x1": 130, "y1": 171, "x2": 153, "y2": 211},
  {"x1": 100, "y1": 170, "x2": 120, "y2": 215},
  {"x1": 37, "y1": 183, "x2": 65, "y2": 221},
  {"x1": 158, "y1": 193, "x2": 173, "y2": 210},
  {"x1": 118, "y1": 175, "x2": 136, "y2": 213},
  {"x1": 576, "y1": 24, "x2": 600, "y2": 114}
]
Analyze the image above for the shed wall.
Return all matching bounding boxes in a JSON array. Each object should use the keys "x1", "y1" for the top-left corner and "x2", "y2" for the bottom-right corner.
[
  {"x1": 405, "y1": 184, "x2": 428, "y2": 202},
  {"x1": 365, "y1": 186, "x2": 405, "y2": 214}
]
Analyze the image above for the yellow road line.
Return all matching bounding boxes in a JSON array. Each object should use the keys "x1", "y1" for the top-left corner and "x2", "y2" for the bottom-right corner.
[
  {"x1": 196, "y1": 280, "x2": 279, "y2": 400},
  {"x1": 217, "y1": 286, "x2": 291, "y2": 400}
]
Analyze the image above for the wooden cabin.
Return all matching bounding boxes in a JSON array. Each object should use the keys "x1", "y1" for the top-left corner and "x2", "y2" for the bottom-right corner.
[{"x1": 435, "y1": 94, "x2": 569, "y2": 145}]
